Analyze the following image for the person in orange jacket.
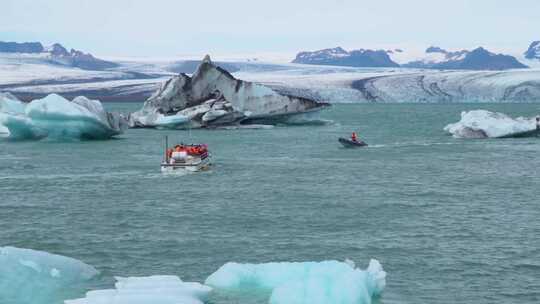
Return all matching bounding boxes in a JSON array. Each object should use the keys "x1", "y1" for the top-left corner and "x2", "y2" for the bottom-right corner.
[{"x1": 351, "y1": 132, "x2": 358, "y2": 142}]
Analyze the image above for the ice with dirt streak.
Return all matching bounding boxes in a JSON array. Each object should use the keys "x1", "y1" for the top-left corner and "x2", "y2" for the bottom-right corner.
[
  {"x1": 444, "y1": 110, "x2": 540, "y2": 138},
  {"x1": 205, "y1": 259, "x2": 385, "y2": 304}
]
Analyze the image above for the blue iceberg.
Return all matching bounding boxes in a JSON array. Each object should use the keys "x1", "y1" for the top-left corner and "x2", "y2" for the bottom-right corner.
[
  {"x1": 0, "y1": 246, "x2": 98, "y2": 304},
  {"x1": 0, "y1": 93, "x2": 127, "y2": 140},
  {"x1": 205, "y1": 259, "x2": 386, "y2": 304}
]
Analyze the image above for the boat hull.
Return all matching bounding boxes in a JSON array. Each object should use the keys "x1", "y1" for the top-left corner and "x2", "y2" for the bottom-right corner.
[
  {"x1": 339, "y1": 137, "x2": 368, "y2": 148},
  {"x1": 160, "y1": 157, "x2": 211, "y2": 172}
]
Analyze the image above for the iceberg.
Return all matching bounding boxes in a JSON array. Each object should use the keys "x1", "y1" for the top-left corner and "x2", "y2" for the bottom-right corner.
[
  {"x1": 65, "y1": 275, "x2": 212, "y2": 304},
  {"x1": 0, "y1": 93, "x2": 127, "y2": 140},
  {"x1": 205, "y1": 259, "x2": 386, "y2": 304},
  {"x1": 0, "y1": 246, "x2": 98, "y2": 304},
  {"x1": 129, "y1": 55, "x2": 329, "y2": 128},
  {"x1": 444, "y1": 110, "x2": 540, "y2": 138}
]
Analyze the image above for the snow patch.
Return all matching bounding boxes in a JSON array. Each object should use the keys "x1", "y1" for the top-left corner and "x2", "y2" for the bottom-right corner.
[{"x1": 205, "y1": 259, "x2": 385, "y2": 304}]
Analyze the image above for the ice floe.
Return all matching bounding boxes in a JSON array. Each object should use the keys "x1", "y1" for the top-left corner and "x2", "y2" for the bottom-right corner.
[
  {"x1": 65, "y1": 275, "x2": 212, "y2": 304},
  {"x1": 205, "y1": 259, "x2": 386, "y2": 304},
  {"x1": 0, "y1": 93, "x2": 127, "y2": 140},
  {"x1": 0, "y1": 246, "x2": 98, "y2": 304},
  {"x1": 444, "y1": 110, "x2": 540, "y2": 138},
  {"x1": 0, "y1": 246, "x2": 387, "y2": 304}
]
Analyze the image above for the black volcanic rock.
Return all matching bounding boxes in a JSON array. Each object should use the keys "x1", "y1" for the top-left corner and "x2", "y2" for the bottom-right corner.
[
  {"x1": 524, "y1": 41, "x2": 540, "y2": 60},
  {"x1": 292, "y1": 47, "x2": 399, "y2": 67},
  {"x1": 0, "y1": 41, "x2": 44, "y2": 53}
]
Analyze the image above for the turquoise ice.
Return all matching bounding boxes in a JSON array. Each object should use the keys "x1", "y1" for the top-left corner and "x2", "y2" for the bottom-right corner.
[
  {"x1": 205, "y1": 259, "x2": 385, "y2": 304},
  {"x1": 0, "y1": 94, "x2": 126, "y2": 140},
  {"x1": 0, "y1": 247, "x2": 98, "y2": 304}
]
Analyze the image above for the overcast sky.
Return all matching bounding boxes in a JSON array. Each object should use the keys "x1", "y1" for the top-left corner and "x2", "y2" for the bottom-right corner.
[{"x1": 1, "y1": 0, "x2": 539, "y2": 60}]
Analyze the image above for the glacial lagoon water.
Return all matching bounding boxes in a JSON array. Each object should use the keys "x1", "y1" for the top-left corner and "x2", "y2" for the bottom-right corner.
[{"x1": 1, "y1": 103, "x2": 540, "y2": 304}]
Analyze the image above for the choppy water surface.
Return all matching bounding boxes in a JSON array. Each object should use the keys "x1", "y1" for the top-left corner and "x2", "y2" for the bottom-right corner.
[{"x1": 1, "y1": 103, "x2": 540, "y2": 304}]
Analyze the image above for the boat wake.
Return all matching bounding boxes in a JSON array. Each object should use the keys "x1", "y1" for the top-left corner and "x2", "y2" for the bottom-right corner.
[{"x1": 346, "y1": 141, "x2": 459, "y2": 150}]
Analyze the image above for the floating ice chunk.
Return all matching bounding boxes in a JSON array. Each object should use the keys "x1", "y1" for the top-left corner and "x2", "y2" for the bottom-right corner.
[
  {"x1": 444, "y1": 110, "x2": 539, "y2": 138},
  {"x1": 202, "y1": 109, "x2": 228, "y2": 122},
  {"x1": 0, "y1": 246, "x2": 98, "y2": 304},
  {"x1": 65, "y1": 275, "x2": 212, "y2": 304},
  {"x1": 205, "y1": 259, "x2": 385, "y2": 304},
  {"x1": 0, "y1": 93, "x2": 127, "y2": 140},
  {"x1": 0, "y1": 92, "x2": 25, "y2": 114},
  {"x1": 153, "y1": 113, "x2": 190, "y2": 128}
]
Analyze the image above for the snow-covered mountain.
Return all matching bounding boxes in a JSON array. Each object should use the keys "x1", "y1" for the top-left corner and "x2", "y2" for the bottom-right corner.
[
  {"x1": 0, "y1": 41, "x2": 118, "y2": 70},
  {"x1": 292, "y1": 47, "x2": 400, "y2": 68},
  {"x1": 294, "y1": 46, "x2": 527, "y2": 70},
  {"x1": 400, "y1": 46, "x2": 527, "y2": 70},
  {"x1": 524, "y1": 41, "x2": 540, "y2": 60}
]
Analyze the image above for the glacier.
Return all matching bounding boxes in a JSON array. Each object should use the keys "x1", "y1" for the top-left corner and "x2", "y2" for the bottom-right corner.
[
  {"x1": 65, "y1": 275, "x2": 212, "y2": 304},
  {"x1": 128, "y1": 55, "x2": 329, "y2": 128},
  {"x1": 0, "y1": 93, "x2": 127, "y2": 140},
  {"x1": 205, "y1": 259, "x2": 386, "y2": 304},
  {"x1": 444, "y1": 110, "x2": 540, "y2": 138},
  {"x1": 0, "y1": 246, "x2": 98, "y2": 304}
]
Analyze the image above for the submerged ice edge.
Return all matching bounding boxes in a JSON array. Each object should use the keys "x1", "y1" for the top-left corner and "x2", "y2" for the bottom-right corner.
[{"x1": 0, "y1": 246, "x2": 385, "y2": 304}]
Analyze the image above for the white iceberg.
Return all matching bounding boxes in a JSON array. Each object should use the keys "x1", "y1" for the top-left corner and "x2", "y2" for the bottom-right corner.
[
  {"x1": 0, "y1": 246, "x2": 98, "y2": 304},
  {"x1": 0, "y1": 93, "x2": 127, "y2": 140},
  {"x1": 65, "y1": 275, "x2": 212, "y2": 304},
  {"x1": 205, "y1": 259, "x2": 385, "y2": 304},
  {"x1": 444, "y1": 110, "x2": 540, "y2": 138}
]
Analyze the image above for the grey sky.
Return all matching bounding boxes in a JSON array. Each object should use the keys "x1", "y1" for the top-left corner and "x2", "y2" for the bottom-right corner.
[{"x1": 1, "y1": 0, "x2": 538, "y2": 59}]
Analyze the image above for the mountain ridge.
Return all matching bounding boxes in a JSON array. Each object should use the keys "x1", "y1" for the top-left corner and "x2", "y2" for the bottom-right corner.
[{"x1": 0, "y1": 41, "x2": 118, "y2": 70}]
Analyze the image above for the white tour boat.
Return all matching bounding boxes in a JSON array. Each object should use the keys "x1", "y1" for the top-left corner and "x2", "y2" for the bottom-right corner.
[{"x1": 160, "y1": 137, "x2": 211, "y2": 172}]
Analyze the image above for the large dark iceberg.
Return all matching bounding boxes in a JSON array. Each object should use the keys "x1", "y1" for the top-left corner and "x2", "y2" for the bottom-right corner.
[{"x1": 129, "y1": 56, "x2": 329, "y2": 128}]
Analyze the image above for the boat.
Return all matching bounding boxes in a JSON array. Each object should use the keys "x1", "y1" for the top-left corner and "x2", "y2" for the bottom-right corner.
[
  {"x1": 339, "y1": 137, "x2": 368, "y2": 148},
  {"x1": 161, "y1": 136, "x2": 211, "y2": 172}
]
